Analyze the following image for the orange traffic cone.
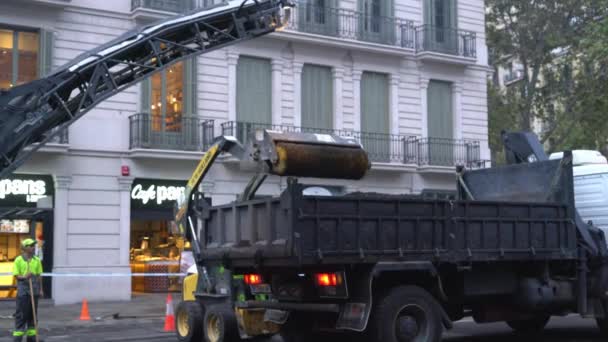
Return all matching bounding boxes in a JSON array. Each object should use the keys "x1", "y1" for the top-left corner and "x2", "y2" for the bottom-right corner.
[
  {"x1": 79, "y1": 299, "x2": 91, "y2": 321},
  {"x1": 163, "y1": 293, "x2": 175, "y2": 332}
]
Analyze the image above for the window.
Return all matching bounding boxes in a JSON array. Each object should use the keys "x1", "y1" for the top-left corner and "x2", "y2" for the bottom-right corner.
[
  {"x1": 424, "y1": 0, "x2": 458, "y2": 53},
  {"x1": 425, "y1": 0, "x2": 457, "y2": 28},
  {"x1": 360, "y1": 71, "x2": 389, "y2": 162},
  {"x1": 150, "y1": 61, "x2": 184, "y2": 133},
  {"x1": 299, "y1": 0, "x2": 338, "y2": 36},
  {"x1": 427, "y1": 80, "x2": 454, "y2": 165},
  {"x1": 358, "y1": 0, "x2": 395, "y2": 44},
  {"x1": 235, "y1": 56, "x2": 272, "y2": 143},
  {"x1": 301, "y1": 64, "x2": 332, "y2": 130},
  {"x1": 0, "y1": 28, "x2": 39, "y2": 90},
  {"x1": 139, "y1": 57, "x2": 198, "y2": 150},
  {"x1": 236, "y1": 56, "x2": 271, "y2": 123}
]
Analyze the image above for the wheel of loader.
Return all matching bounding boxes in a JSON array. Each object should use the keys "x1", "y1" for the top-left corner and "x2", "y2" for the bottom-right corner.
[
  {"x1": 204, "y1": 305, "x2": 239, "y2": 342},
  {"x1": 176, "y1": 301, "x2": 204, "y2": 342},
  {"x1": 506, "y1": 315, "x2": 550, "y2": 334},
  {"x1": 368, "y1": 285, "x2": 443, "y2": 342}
]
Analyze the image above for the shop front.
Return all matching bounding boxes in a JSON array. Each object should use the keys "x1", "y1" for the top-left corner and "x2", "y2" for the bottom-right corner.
[
  {"x1": 129, "y1": 178, "x2": 194, "y2": 293},
  {"x1": 0, "y1": 174, "x2": 54, "y2": 299}
]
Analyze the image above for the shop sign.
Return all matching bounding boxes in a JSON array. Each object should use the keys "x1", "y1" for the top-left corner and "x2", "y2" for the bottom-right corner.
[
  {"x1": 0, "y1": 174, "x2": 54, "y2": 207},
  {"x1": 131, "y1": 179, "x2": 186, "y2": 209}
]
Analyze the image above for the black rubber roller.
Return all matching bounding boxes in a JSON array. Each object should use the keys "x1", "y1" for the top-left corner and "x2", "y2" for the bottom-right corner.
[{"x1": 271, "y1": 142, "x2": 370, "y2": 179}]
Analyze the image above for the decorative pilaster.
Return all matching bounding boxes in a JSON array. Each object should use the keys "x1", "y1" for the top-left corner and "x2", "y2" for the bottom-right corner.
[
  {"x1": 227, "y1": 51, "x2": 239, "y2": 122},
  {"x1": 271, "y1": 59, "x2": 283, "y2": 125},
  {"x1": 118, "y1": 177, "x2": 134, "y2": 267},
  {"x1": 332, "y1": 67, "x2": 344, "y2": 131},
  {"x1": 453, "y1": 81, "x2": 464, "y2": 140},
  {"x1": 352, "y1": 69, "x2": 363, "y2": 132},
  {"x1": 292, "y1": 62, "x2": 304, "y2": 128},
  {"x1": 419, "y1": 76, "x2": 430, "y2": 137},
  {"x1": 390, "y1": 74, "x2": 400, "y2": 137},
  {"x1": 53, "y1": 176, "x2": 72, "y2": 267}
]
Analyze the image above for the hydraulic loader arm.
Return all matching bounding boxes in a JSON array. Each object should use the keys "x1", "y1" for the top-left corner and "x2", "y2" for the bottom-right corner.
[
  {"x1": 175, "y1": 129, "x2": 371, "y2": 259},
  {"x1": 0, "y1": 0, "x2": 293, "y2": 179}
]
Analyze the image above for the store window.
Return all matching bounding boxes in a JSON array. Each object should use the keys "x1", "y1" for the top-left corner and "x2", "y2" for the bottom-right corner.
[
  {"x1": 0, "y1": 174, "x2": 54, "y2": 299},
  {"x1": 130, "y1": 178, "x2": 202, "y2": 293},
  {"x1": 150, "y1": 61, "x2": 184, "y2": 133},
  {"x1": 0, "y1": 28, "x2": 39, "y2": 90}
]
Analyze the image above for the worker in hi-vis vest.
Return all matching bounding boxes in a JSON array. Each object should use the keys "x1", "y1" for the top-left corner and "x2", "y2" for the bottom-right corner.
[{"x1": 12, "y1": 238, "x2": 43, "y2": 342}]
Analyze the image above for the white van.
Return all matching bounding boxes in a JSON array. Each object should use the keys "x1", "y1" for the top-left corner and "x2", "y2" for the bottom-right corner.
[{"x1": 550, "y1": 150, "x2": 608, "y2": 242}]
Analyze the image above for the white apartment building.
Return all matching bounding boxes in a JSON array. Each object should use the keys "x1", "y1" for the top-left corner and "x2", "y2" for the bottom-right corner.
[{"x1": 0, "y1": 0, "x2": 490, "y2": 304}]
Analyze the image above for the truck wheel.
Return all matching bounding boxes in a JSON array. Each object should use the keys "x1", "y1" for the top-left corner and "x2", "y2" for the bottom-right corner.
[
  {"x1": 369, "y1": 285, "x2": 443, "y2": 342},
  {"x1": 204, "y1": 305, "x2": 239, "y2": 342},
  {"x1": 176, "y1": 301, "x2": 204, "y2": 342},
  {"x1": 506, "y1": 316, "x2": 550, "y2": 333}
]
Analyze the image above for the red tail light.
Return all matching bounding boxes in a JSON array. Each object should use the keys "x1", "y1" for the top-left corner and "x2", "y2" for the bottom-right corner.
[
  {"x1": 316, "y1": 273, "x2": 339, "y2": 287},
  {"x1": 244, "y1": 274, "x2": 263, "y2": 285}
]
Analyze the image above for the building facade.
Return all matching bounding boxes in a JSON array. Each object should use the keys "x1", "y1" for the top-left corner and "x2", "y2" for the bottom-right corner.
[{"x1": 0, "y1": 0, "x2": 490, "y2": 304}]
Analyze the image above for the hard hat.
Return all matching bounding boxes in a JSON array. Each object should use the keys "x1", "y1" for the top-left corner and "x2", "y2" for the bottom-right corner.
[{"x1": 21, "y1": 238, "x2": 36, "y2": 248}]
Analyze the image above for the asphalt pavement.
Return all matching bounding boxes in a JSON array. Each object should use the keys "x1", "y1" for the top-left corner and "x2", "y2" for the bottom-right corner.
[
  {"x1": 0, "y1": 292, "x2": 604, "y2": 342},
  {"x1": 1, "y1": 314, "x2": 599, "y2": 342}
]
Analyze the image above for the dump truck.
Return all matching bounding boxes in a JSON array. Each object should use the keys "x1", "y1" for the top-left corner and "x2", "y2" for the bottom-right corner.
[{"x1": 173, "y1": 129, "x2": 608, "y2": 342}]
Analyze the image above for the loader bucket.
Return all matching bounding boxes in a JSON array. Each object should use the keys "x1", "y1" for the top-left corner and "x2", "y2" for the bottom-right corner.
[{"x1": 247, "y1": 129, "x2": 370, "y2": 180}]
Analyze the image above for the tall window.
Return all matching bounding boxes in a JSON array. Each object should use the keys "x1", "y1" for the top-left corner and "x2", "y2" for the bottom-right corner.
[
  {"x1": 427, "y1": 80, "x2": 454, "y2": 165},
  {"x1": 0, "y1": 29, "x2": 39, "y2": 90},
  {"x1": 299, "y1": 0, "x2": 338, "y2": 36},
  {"x1": 358, "y1": 0, "x2": 394, "y2": 44},
  {"x1": 301, "y1": 64, "x2": 332, "y2": 130},
  {"x1": 235, "y1": 56, "x2": 272, "y2": 143},
  {"x1": 150, "y1": 61, "x2": 184, "y2": 133},
  {"x1": 424, "y1": 0, "x2": 458, "y2": 53},
  {"x1": 360, "y1": 71, "x2": 389, "y2": 162}
]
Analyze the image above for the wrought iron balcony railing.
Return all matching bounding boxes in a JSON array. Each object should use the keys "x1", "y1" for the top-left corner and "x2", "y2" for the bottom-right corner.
[
  {"x1": 287, "y1": 1, "x2": 416, "y2": 48},
  {"x1": 220, "y1": 121, "x2": 485, "y2": 168},
  {"x1": 131, "y1": 0, "x2": 187, "y2": 13},
  {"x1": 129, "y1": 113, "x2": 213, "y2": 151},
  {"x1": 405, "y1": 137, "x2": 482, "y2": 168},
  {"x1": 415, "y1": 25, "x2": 477, "y2": 58},
  {"x1": 221, "y1": 121, "x2": 411, "y2": 163}
]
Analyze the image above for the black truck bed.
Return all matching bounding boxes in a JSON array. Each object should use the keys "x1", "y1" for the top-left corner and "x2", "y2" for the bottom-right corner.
[{"x1": 199, "y1": 183, "x2": 578, "y2": 267}]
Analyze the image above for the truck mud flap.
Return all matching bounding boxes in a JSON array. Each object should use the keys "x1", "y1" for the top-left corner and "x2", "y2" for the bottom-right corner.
[{"x1": 335, "y1": 268, "x2": 373, "y2": 332}]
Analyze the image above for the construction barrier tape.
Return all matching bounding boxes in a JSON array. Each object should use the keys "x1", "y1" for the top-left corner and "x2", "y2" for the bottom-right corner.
[{"x1": 0, "y1": 272, "x2": 187, "y2": 277}]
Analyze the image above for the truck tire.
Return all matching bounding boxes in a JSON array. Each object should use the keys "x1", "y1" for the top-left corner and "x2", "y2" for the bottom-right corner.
[
  {"x1": 368, "y1": 285, "x2": 443, "y2": 342},
  {"x1": 204, "y1": 305, "x2": 239, "y2": 342},
  {"x1": 506, "y1": 316, "x2": 550, "y2": 334},
  {"x1": 176, "y1": 301, "x2": 204, "y2": 342}
]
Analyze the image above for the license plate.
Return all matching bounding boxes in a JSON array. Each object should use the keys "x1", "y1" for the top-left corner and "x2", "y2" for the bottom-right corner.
[{"x1": 250, "y1": 283, "x2": 271, "y2": 294}]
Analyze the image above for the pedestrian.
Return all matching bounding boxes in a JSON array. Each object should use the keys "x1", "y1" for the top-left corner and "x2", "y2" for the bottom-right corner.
[{"x1": 12, "y1": 238, "x2": 43, "y2": 342}]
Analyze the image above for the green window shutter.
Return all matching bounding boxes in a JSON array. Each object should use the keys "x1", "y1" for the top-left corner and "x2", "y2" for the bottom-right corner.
[
  {"x1": 360, "y1": 71, "x2": 389, "y2": 162},
  {"x1": 141, "y1": 79, "x2": 151, "y2": 112},
  {"x1": 448, "y1": 0, "x2": 457, "y2": 28},
  {"x1": 38, "y1": 29, "x2": 54, "y2": 77},
  {"x1": 183, "y1": 56, "x2": 197, "y2": 116},
  {"x1": 361, "y1": 71, "x2": 388, "y2": 133},
  {"x1": 424, "y1": 0, "x2": 433, "y2": 25},
  {"x1": 183, "y1": 56, "x2": 198, "y2": 148},
  {"x1": 427, "y1": 80, "x2": 453, "y2": 139},
  {"x1": 301, "y1": 64, "x2": 333, "y2": 130},
  {"x1": 236, "y1": 56, "x2": 271, "y2": 142},
  {"x1": 427, "y1": 80, "x2": 454, "y2": 165}
]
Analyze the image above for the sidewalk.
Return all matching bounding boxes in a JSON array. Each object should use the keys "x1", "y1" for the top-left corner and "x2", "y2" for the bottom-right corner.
[{"x1": 0, "y1": 292, "x2": 181, "y2": 340}]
